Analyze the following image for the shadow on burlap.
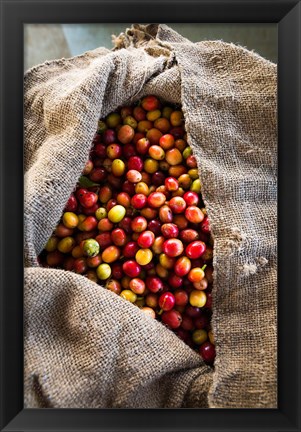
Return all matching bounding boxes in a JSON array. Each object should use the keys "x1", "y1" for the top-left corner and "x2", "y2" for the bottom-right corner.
[{"x1": 24, "y1": 24, "x2": 277, "y2": 408}]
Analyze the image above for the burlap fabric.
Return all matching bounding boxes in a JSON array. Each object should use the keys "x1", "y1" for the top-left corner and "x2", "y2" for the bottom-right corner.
[{"x1": 24, "y1": 24, "x2": 277, "y2": 408}]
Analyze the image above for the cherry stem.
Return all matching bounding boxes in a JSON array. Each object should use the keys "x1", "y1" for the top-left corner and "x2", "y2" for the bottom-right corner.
[{"x1": 201, "y1": 264, "x2": 207, "y2": 271}]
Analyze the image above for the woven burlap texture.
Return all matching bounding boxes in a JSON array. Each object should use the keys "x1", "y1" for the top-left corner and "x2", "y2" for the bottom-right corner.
[{"x1": 24, "y1": 24, "x2": 277, "y2": 408}]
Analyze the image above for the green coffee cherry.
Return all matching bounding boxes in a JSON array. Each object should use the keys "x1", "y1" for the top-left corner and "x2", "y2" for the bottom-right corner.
[{"x1": 83, "y1": 239, "x2": 100, "y2": 257}]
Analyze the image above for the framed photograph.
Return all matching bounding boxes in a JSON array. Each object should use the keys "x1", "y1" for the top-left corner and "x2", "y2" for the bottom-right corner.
[{"x1": 1, "y1": 1, "x2": 300, "y2": 431}]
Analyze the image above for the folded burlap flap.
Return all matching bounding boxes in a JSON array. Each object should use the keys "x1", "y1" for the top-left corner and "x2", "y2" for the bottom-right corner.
[{"x1": 24, "y1": 24, "x2": 277, "y2": 408}]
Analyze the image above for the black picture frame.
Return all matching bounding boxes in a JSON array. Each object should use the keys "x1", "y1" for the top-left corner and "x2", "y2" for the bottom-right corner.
[{"x1": 0, "y1": 0, "x2": 300, "y2": 431}]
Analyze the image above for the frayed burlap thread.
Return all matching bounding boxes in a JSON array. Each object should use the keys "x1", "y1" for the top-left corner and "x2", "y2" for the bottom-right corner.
[{"x1": 24, "y1": 24, "x2": 277, "y2": 408}]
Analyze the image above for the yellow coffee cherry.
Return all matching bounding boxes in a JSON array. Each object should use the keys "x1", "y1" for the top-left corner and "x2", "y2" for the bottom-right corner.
[
  {"x1": 57, "y1": 236, "x2": 76, "y2": 253},
  {"x1": 45, "y1": 236, "x2": 58, "y2": 252},
  {"x1": 62, "y1": 212, "x2": 79, "y2": 229},
  {"x1": 96, "y1": 263, "x2": 112, "y2": 280},
  {"x1": 108, "y1": 205, "x2": 126, "y2": 223},
  {"x1": 190, "y1": 179, "x2": 201, "y2": 193},
  {"x1": 144, "y1": 158, "x2": 159, "y2": 174},
  {"x1": 135, "y1": 182, "x2": 149, "y2": 196},
  {"x1": 135, "y1": 249, "x2": 153, "y2": 266},
  {"x1": 111, "y1": 159, "x2": 126, "y2": 177},
  {"x1": 192, "y1": 329, "x2": 208, "y2": 345},
  {"x1": 159, "y1": 253, "x2": 175, "y2": 269},
  {"x1": 188, "y1": 168, "x2": 199, "y2": 180},
  {"x1": 146, "y1": 109, "x2": 161, "y2": 121},
  {"x1": 120, "y1": 290, "x2": 137, "y2": 303},
  {"x1": 189, "y1": 290, "x2": 207, "y2": 308}
]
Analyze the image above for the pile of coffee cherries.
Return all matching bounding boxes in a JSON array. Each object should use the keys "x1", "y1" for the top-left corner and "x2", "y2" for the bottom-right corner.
[{"x1": 39, "y1": 95, "x2": 216, "y2": 365}]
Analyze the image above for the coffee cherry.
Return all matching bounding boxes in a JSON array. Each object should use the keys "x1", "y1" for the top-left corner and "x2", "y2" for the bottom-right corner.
[
  {"x1": 95, "y1": 207, "x2": 107, "y2": 220},
  {"x1": 65, "y1": 194, "x2": 78, "y2": 212},
  {"x1": 146, "y1": 276, "x2": 163, "y2": 293},
  {"x1": 141, "y1": 95, "x2": 160, "y2": 111},
  {"x1": 108, "y1": 205, "x2": 126, "y2": 223},
  {"x1": 99, "y1": 186, "x2": 113, "y2": 204},
  {"x1": 120, "y1": 289, "x2": 137, "y2": 303},
  {"x1": 57, "y1": 236, "x2": 76, "y2": 253},
  {"x1": 144, "y1": 158, "x2": 159, "y2": 174},
  {"x1": 147, "y1": 219, "x2": 162, "y2": 236},
  {"x1": 169, "y1": 196, "x2": 186, "y2": 214},
  {"x1": 74, "y1": 257, "x2": 88, "y2": 274},
  {"x1": 149, "y1": 145, "x2": 165, "y2": 160},
  {"x1": 208, "y1": 330, "x2": 215, "y2": 344},
  {"x1": 122, "y1": 260, "x2": 141, "y2": 278},
  {"x1": 188, "y1": 266, "x2": 206, "y2": 283},
  {"x1": 168, "y1": 274, "x2": 183, "y2": 289},
  {"x1": 136, "y1": 137, "x2": 151, "y2": 155},
  {"x1": 45, "y1": 236, "x2": 58, "y2": 252},
  {"x1": 200, "y1": 216, "x2": 211, "y2": 234},
  {"x1": 102, "y1": 245, "x2": 121, "y2": 263},
  {"x1": 162, "y1": 239, "x2": 184, "y2": 257},
  {"x1": 135, "y1": 248, "x2": 153, "y2": 266},
  {"x1": 117, "y1": 125, "x2": 135, "y2": 144},
  {"x1": 174, "y1": 289, "x2": 189, "y2": 306},
  {"x1": 161, "y1": 310, "x2": 182, "y2": 329},
  {"x1": 103, "y1": 129, "x2": 116, "y2": 145},
  {"x1": 193, "y1": 277, "x2": 208, "y2": 291},
  {"x1": 107, "y1": 144, "x2": 122, "y2": 159},
  {"x1": 146, "y1": 128, "x2": 163, "y2": 146},
  {"x1": 147, "y1": 192, "x2": 166, "y2": 208},
  {"x1": 156, "y1": 263, "x2": 169, "y2": 278},
  {"x1": 137, "y1": 231, "x2": 155, "y2": 248},
  {"x1": 190, "y1": 179, "x2": 201, "y2": 193},
  {"x1": 124, "y1": 115, "x2": 137, "y2": 129},
  {"x1": 158, "y1": 292, "x2": 175, "y2": 311},
  {"x1": 185, "y1": 206, "x2": 204, "y2": 223},
  {"x1": 161, "y1": 223, "x2": 179, "y2": 238},
  {"x1": 111, "y1": 159, "x2": 126, "y2": 177},
  {"x1": 131, "y1": 216, "x2": 147, "y2": 233},
  {"x1": 122, "y1": 241, "x2": 139, "y2": 258},
  {"x1": 192, "y1": 329, "x2": 208, "y2": 345},
  {"x1": 199, "y1": 341, "x2": 216, "y2": 364},
  {"x1": 170, "y1": 110, "x2": 183, "y2": 127},
  {"x1": 41, "y1": 96, "x2": 215, "y2": 360},
  {"x1": 129, "y1": 278, "x2": 146, "y2": 295},
  {"x1": 180, "y1": 229, "x2": 199, "y2": 243},
  {"x1": 165, "y1": 177, "x2": 179, "y2": 191},
  {"x1": 127, "y1": 169, "x2": 142, "y2": 183},
  {"x1": 111, "y1": 228, "x2": 127, "y2": 247},
  {"x1": 106, "y1": 279, "x2": 122, "y2": 295},
  {"x1": 194, "y1": 313, "x2": 210, "y2": 330},
  {"x1": 185, "y1": 305, "x2": 201, "y2": 318},
  {"x1": 98, "y1": 218, "x2": 114, "y2": 232},
  {"x1": 185, "y1": 241, "x2": 206, "y2": 259},
  {"x1": 82, "y1": 239, "x2": 100, "y2": 257},
  {"x1": 159, "y1": 205, "x2": 173, "y2": 223},
  {"x1": 135, "y1": 182, "x2": 149, "y2": 196},
  {"x1": 86, "y1": 254, "x2": 102, "y2": 268},
  {"x1": 46, "y1": 250, "x2": 64, "y2": 266},
  {"x1": 189, "y1": 290, "x2": 207, "y2": 308},
  {"x1": 131, "y1": 194, "x2": 147, "y2": 209},
  {"x1": 165, "y1": 148, "x2": 183, "y2": 166},
  {"x1": 141, "y1": 307, "x2": 156, "y2": 319},
  {"x1": 133, "y1": 106, "x2": 146, "y2": 121},
  {"x1": 96, "y1": 263, "x2": 112, "y2": 280}
]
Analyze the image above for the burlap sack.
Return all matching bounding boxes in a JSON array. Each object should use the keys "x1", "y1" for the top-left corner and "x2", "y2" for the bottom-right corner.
[{"x1": 24, "y1": 24, "x2": 277, "y2": 408}]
